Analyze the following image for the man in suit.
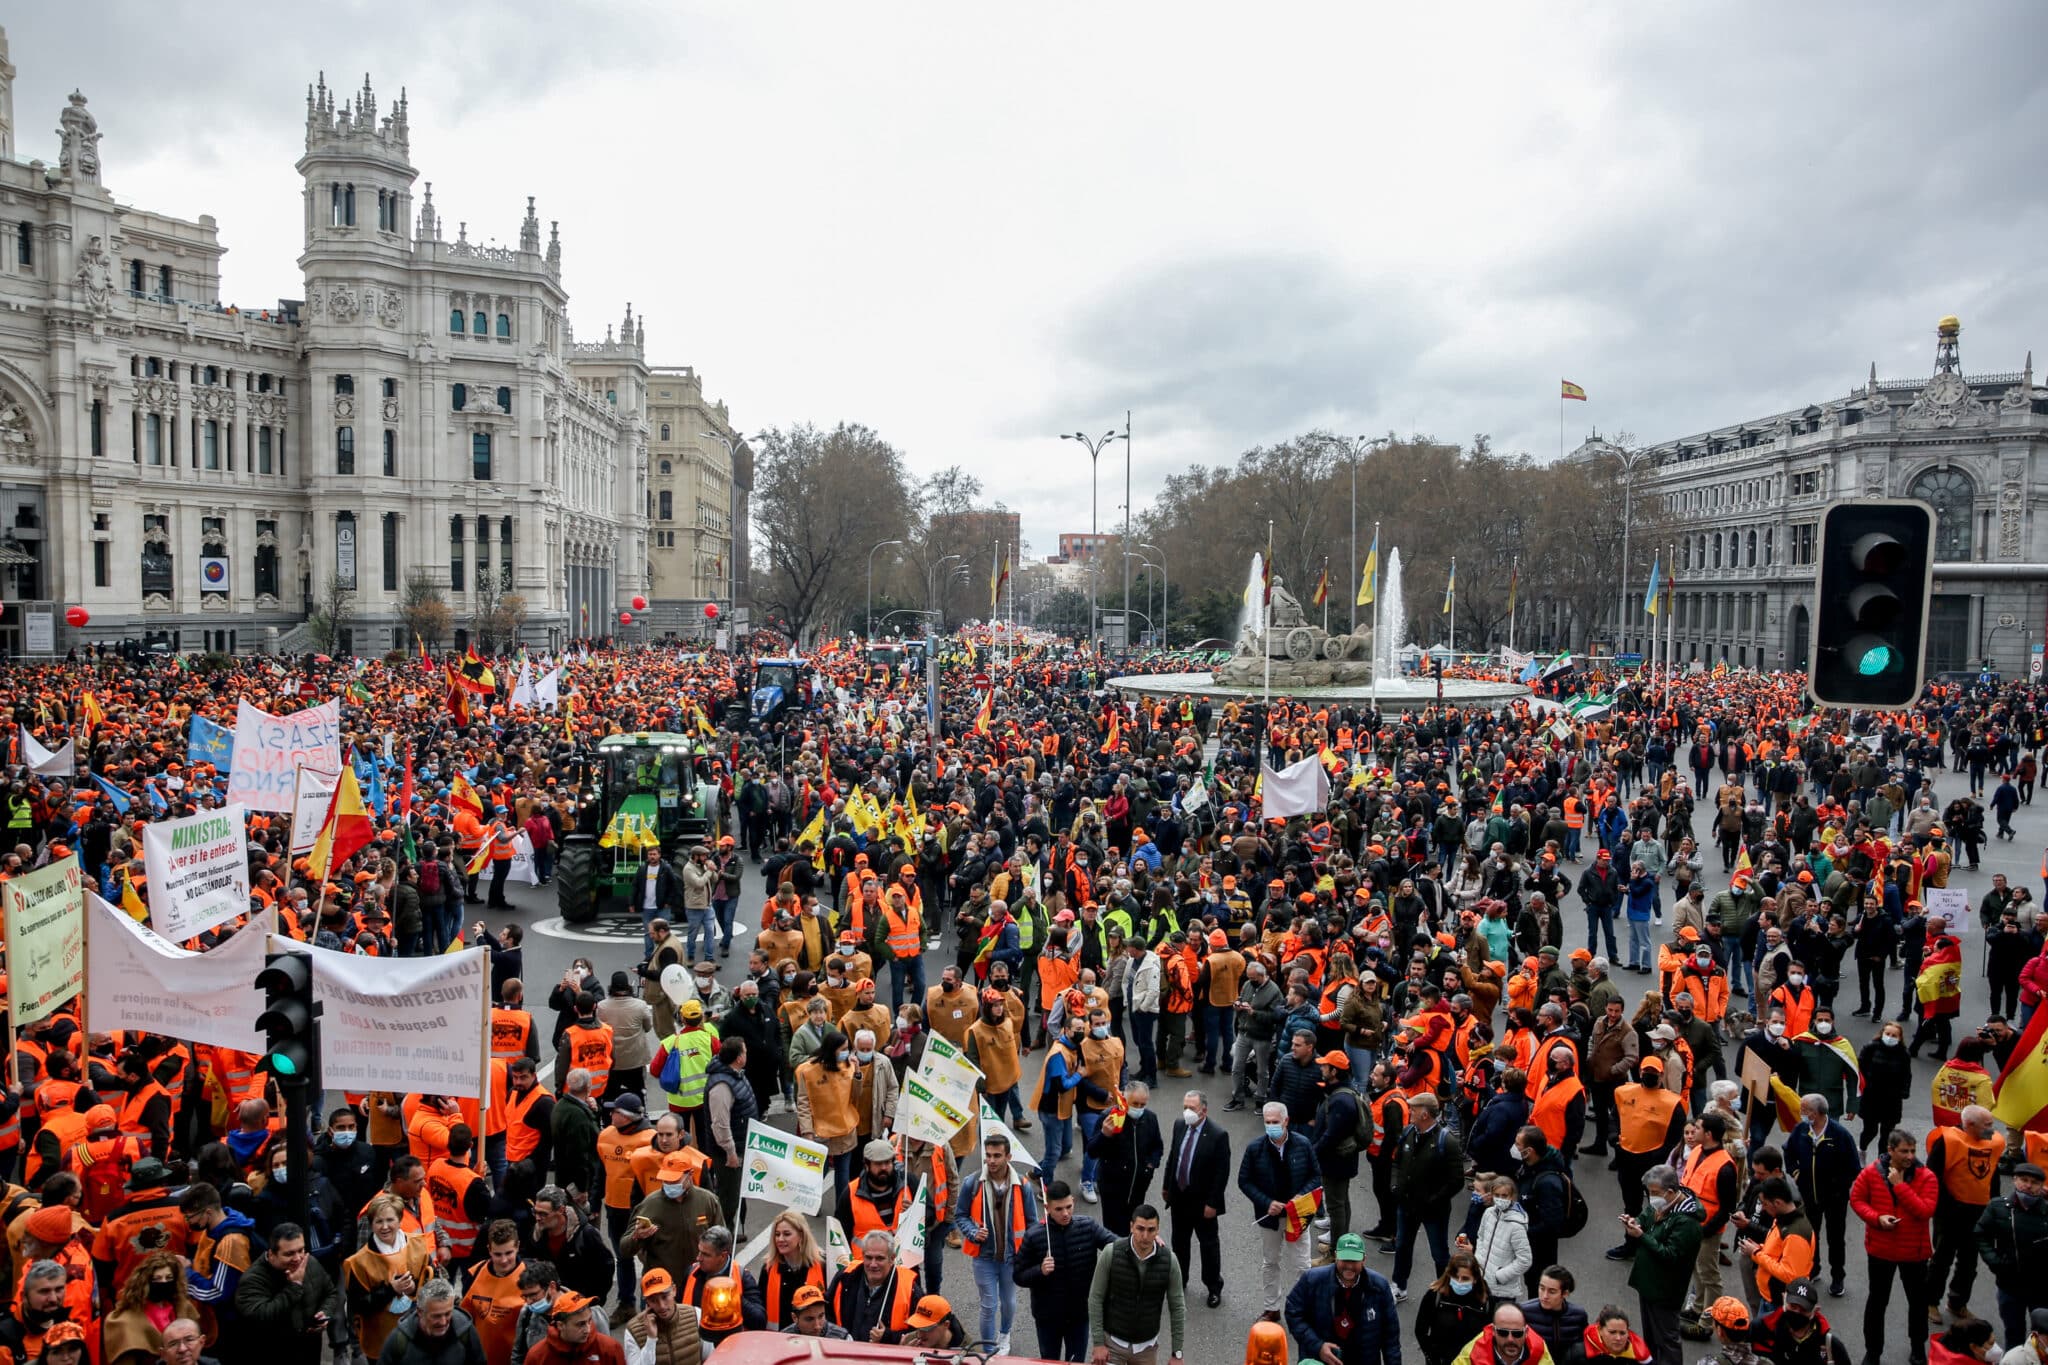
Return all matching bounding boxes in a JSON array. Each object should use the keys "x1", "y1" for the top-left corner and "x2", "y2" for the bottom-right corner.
[{"x1": 1162, "y1": 1087, "x2": 1230, "y2": 1308}]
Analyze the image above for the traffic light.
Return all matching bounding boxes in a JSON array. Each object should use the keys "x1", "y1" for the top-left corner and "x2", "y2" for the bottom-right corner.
[
  {"x1": 254, "y1": 950, "x2": 319, "y2": 1082},
  {"x1": 1809, "y1": 498, "x2": 1935, "y2": 709}
]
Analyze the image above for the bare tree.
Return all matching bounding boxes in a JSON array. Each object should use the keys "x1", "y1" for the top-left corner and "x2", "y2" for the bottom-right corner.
[
  {"x1": 399, "y1": 569, "x2": 453, "y2": 653},
  {"x1": 752, "y1": 423, "x2": 915, "y2": 644},
  {"x1": 306, "y1": 572, "x2": 355, "y2": 655}
]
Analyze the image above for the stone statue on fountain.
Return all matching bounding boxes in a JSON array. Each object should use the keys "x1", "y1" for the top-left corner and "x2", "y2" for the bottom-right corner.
[{"x1": 1215, "y1": 570, "x2": 1376, "y2": 687}]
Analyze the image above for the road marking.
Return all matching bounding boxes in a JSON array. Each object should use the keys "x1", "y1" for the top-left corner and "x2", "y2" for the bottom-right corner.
[{"x1": 531, "y1": 915, "x2": 753, "y2": 946}]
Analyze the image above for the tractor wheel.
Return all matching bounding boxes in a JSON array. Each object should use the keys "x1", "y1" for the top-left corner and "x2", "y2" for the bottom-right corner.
[{"x1": 556, "y1": 835, "x2": 600, "y2": 924}]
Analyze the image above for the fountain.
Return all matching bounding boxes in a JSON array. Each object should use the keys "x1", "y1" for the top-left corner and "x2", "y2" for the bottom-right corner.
[{"x1": 1108, "y1": 544, "x2": 1531, "y2": 710}]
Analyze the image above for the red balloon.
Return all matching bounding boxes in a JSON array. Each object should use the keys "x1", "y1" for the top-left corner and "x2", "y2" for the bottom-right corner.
[
  {"x1": 703, "y1": 603, "x2": 720, "y2": 619},
  {"x1": 618, "y1": 612, "x2": 634, "y2": 626},
  {"x1": 631, "y1": 595, "x2": 648, "y2": 612},
  {"x1": 64, "y1": 606, "x2": 88, "y2": 628}
]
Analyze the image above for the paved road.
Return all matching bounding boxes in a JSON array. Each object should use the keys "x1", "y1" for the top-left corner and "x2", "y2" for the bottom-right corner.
[{"x1": 484, "y1": 779, "x2": 2040, "y2": 1362}]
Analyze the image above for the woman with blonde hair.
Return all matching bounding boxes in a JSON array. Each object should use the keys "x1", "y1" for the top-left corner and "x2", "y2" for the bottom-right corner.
[
  {"x1": 343, "y1": 1193, "x2": 437, "y2": 1362},
  {"x1": 760, "y1": 1208, "x2": 827, "y2": 1328},
  {"x1": 100, "y1": 1253, "x2": 201, "y2": 1365}
]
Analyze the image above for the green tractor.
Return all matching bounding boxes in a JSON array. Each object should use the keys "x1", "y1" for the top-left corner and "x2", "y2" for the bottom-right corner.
[{"x1": 555, "y1": 732, "x2": 711, "y2": 924}]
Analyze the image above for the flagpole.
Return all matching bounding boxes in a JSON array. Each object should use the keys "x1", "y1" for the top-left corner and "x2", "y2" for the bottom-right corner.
[
  {"x1": 1263, "y1": 521, "x2": 1274, "y2": 757},
  {"x1": 1321, "y1": 556, "x2": 1328, "y2": 634},
  {"x1": 1447, "y1": 556, "x2": 1456, "y2": 658},
  {"x1": 1508, "y1": 554, "x2": 1518, "y2": 656},
  {"x1": 1369, "y1": 520, "x2": 1381, "y2": 713}
]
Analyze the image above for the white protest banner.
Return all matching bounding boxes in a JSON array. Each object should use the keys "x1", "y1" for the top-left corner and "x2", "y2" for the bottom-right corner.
[
  {"x1": 86, "y1": 893, "x2": 266, "y2": 1050},
  {"x1": 142, "y1": 804, "x2": 251, "y2": 942},
  {"x1": 18, "y1": 728, "x2": 72, "y2": 778},
  {"x1": 302, "y1": 942, "x2": 490, "y2": 1098},
  {"x1": 741, "y1": 1127, "x2": 829, "y2": 1215},
  {"x1": 2, "y1": 855, "x2": 85, "y2": 1026},
  {"x1": 1258, "y1": 754, "x2": 1331, "y2": 820},
  {"x1": 917, "y1": 1030, "x2": 982, "y2": 1102},
  {"x1": 897, "y1": 1073, "x2": 974, "y2": 1145},
  {"x1": 289, "y1": 768, "x2": 340, "y2": 856},
  {"x1": 1925, "y1": 886, "x2": 1970, "y2": 932},
  {"x1": 226, "y1": 698, "x2": 343, "y2": 812},
  {"x1": 508, "y1": 832, "x2": 540, "y2": 886},
  {"x1": 977, "y1": 1094, "x2": 1039, "y2": 1171},
  {"x1": 898, "y1": 1175, "x2": 929, "y2": 1267}
]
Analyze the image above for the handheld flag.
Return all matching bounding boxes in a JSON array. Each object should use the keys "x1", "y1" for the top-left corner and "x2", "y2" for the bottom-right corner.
[
  {"x1": 974, "y1": 689, "x2": 994, "y2": 737},
  {"x1": 307, "y1": 766, "x2": 374, "y2": 881},
  {"x1": 450, "y1": 773, "x2": 486, "y2": 819},
  {"x1": 1561, "y1": 380, "x2": 1588, "y2": 401},
  {"x1": 1992, "y1": 1004, "x2": 2048, "y2": 1132},
  {"x1": 1099, "y1": 713, "x2": 1121, "y2": 755},
  {"x1": 1643, "y1": 557, "x2": 1662, "y2": 617},
  {"x1": 90, "y1": 772, "x2": 134, "y2": 815},
  {"x1": 1506, "y1": 564, "x2": 1518, "y2": 616},
  {"x1": 1357, "y1": 532, "x2": 1378, "y2": 608},
  {"x1": 899, "y1": 1175, "x2": 929, "y2": 1268}
]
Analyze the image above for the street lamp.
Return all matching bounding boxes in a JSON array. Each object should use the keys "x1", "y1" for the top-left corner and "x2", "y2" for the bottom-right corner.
[
  {"x1": 698, "y1": 428, "x2": 768, "y2": 618},
  {"x1": 1139, "y1": 560, "x2": 1163, "y2": 647},
  {"x1": 1062, "y1": 427, "x2": 1124, "y2": 647},
  {"x1": 1140, "y1": 542, "x2": 1167, "y2": 646},
  {"x1": 1349, "y1": 435, "x2": 1391, "y2": 632},
  {"x1": 866, "y1": 538, "x2": 903, "y2": 639},
  {"x1": 1608, "y1": 444, "x2": 1652, "y2": 653}
]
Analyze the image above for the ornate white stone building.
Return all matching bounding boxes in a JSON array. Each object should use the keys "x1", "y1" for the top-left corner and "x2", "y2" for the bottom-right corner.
[
  {"x1": 0, "y1": 32, "x2": 663, "y2": 655},
  {"x1": 1576, "y1": 317, "x2": 2047, "y2": 677}
]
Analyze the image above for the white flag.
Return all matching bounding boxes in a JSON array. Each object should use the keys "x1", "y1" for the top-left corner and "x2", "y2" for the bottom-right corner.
[
  {"x1": 1257, "y1": 754, "x2": 1331, "y2": 820},
  {"x1": 826, "y1": 1217, "x2": 853, "y2": 1269},
  {"x1": 509, "y1": 661, "x2": 536, "y2": 709},
  {"x1": 977, "y1": 1096, "x2": 1040, "y2": 1171},
  {"x1": 533, "y1": 668, "x2": 561, "y2": 711},
  {"x1": 899, "y1": 1175, "x2": 929, "y2": 1267},
  {"x1": 19, "y1": 728, "x2": 72, "y2": 778}
]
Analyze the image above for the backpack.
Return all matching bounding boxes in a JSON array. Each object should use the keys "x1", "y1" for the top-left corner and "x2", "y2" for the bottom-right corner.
[
  {"x1": 1559, "y1": 1169, "x2": 1590, "y2": 1238},
  {"x1": 418, "y1": 859, "x2": 443, "y2": 897}
]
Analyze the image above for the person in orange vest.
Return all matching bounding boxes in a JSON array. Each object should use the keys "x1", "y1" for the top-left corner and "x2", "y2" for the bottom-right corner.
[
  {"x1": 24, "y1": 1087, "x2": 95, "y2": 1190},
  {"x1": 89, "y1": 1156, "x2": 191, "y2": 1296},
  {"x1": 826, "y1": 1228, "x2": 921, "y2": 1343},
  {"x1": 1528, "y1": 1044, "x2": 1586, "y2": 1165},
  {"x1": 837, "y1": 1138, "x2": 912, "y2": 1244},
  {"x1": 68, "y1": 1104, "x2": 139, "y2": 1225},
  {"x1": 1925, "y1": 1103, "x2": 2007, "y2": 1323},
  {"x1": 596, "y1": 1092, "x2": 656, "y2": 1307},
  {"x1": 503, "y1": 1057, "x2": 555, "y2": 1177},
  {"x1": 951, "y1": 1132, "x2": 1039, "y2": 1350},
  {"x1": 559, "y1": 997, "x2": 616, "y2": 1103},
  {"x1": 425, "y1": 1124, "x2": 492, "y2": 1266},
  {"x1": 459, "y1": 1218, "x2": 528, "y2": 1365}
]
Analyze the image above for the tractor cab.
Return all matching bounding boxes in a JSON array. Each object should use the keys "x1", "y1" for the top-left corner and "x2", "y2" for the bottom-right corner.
[
  {"x1": 751, "y1": 657, "x2": 809, "y2": 726},
  {"x1": 555, "y1": 732, "x2": 708, "y2": 922}
]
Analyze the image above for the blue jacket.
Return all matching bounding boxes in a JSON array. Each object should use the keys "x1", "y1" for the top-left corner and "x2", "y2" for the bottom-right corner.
[
  {"x1": 1285, "y1": 1264, "x2": 1402, "y2": 1365},
  {"x1": 1625, "y1": 874, "x2": 1659, "y2": 922},
  {"x1": 1237, "y1": 1131, "x2": 1323, "y2": 1229},
  {"x1": 1782, "y1": 1117, "x2": 1859, "y2": 1204}
]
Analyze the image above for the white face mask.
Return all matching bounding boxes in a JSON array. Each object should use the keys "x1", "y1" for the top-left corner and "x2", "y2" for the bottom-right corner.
[
  {"x1": 1768, "y1": 1022, "x2": 1787, "y2": 1038},
  {"x1": 1789, "y1": 973, "x2": 1807, "y2": 987},
  {"x1": 1880, "y1": 1034, "x2": 1901, "y2": 1047},
  {"x1": 1182, "y1": 1108, "x2": 1200, "y2": 1127},
  {"x1": 1493, "y1": 1196, "x2": 1514, "y2": 1211},
  {"x1": 1815, "y1": 1021, "x2": 1833, "y2": 1035}
]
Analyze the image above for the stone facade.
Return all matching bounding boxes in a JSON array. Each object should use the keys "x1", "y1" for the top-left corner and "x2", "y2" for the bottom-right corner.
[
  {"x1": 0, "y1": 36, "x2": 664, "y2": 655},
  {"x1": 645, "y1": 366, "x2": 744, "y2": 631},
  {"x1": 1576, "y1": 317, "x2": 2048, "y2": 678}
]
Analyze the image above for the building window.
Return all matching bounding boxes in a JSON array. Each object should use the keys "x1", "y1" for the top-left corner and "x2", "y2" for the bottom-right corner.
[
  {"x1": 1763, "y1": 528, "x2": 1772, "y2": 565},
  {"x1": 157, "y1": 265, "x2": 171, "y2": 299},
  {"x1": 452, "y1": 383, "x2": 466, "y2": 411},
  {"x1": 344, "y1": 184, "x2": 356, "y2": 227},
  {"x1": 258, "y1": 426, "x2": 273, "y2": 474},
  {"x1": 496, "y1": 313, "x2": 511, "y2": 338},
  {"x1": 203, "y1": 420, "x2": 220, "y2": 470},
  {"x1": 383, "y1": 429, "x2": 397, "y2": 477},
  {"x1": 381, "y1": 377, "x2": 397, "y2": 399},
  {"x1": 203, "y1": 366, "x2": 219, "y2": 386},
  {"x1": 660, "y1": 424, "x2": 671, "y2": 442},
  {"x1": 659, "y1": 459, "x2": 671, "y2": 475},
  {"x1": 382, "y1": 513, "x2": 399, "y2": 592},
  {"x1": 336, "y1": 426, "x2": 355, "y2": 475},
  {"x1": 255, "y1": 520, "x2": 278, "y2": 599},
  {"x1": 496, "y1": 386, "x2": 512, "y2": 415},
  {"x1": 145, "y1": 413, "x2": 163, "y2": 466},
  {"x1": 1711, "y1": 533, "x2": 1722, "y2": 569},
  {"x1": 1745, "y1": 530, "x2": 1757, "y2": 567},
  {"x1": 335, "y1": 374, "x2": 354, "y2": 396},
  {"x1": 450, "y1": 309, "x2": 465, "y2": 334},
  {"x1": 499, "y1": 517, "x2": 514, "y2": 592},
  {"x1": 140, "y1": 514, "x2": 173, "y2": 596},
  {"x1": 14, "y1": 222, "x2": 30, "y2": 268},
  {"x1": 89, "y1": 400, "x2": 103, "y2": 458},
  {"x1": 450, "y1": 516, "x2": 466, "y2": 591},
  {"x1": 472, "y1": 432, "x2": 492, "y2": 481},
  {"x1": 1908, "y1": 466, "x2": 1975, "y2": 560},
  {"x1": 473, "y1": 311, "x2": 488, "y2": 335},
  {"x1": 658, "y1": 490, "x2": 673, "y2": 521},
  {"x1": 92, "y1": 540, "x2": 109, "y2": 588}
]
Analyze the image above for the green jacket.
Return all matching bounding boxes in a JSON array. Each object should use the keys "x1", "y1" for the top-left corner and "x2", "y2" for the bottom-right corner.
[
  {"x1": 1709, "y1": 886, "x2": 1761, "y2": 937},
  {"x1": 1628, "y1": 1192, "x2": 1704, "y2": 1307}
]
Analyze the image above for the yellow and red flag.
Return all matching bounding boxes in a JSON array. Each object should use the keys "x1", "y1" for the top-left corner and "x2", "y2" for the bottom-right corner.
[
  {"x1": 1311, "y1": 565, "x2": 1329, "y2": 608},
  {"x1": 1937, "y1": 1055, "x2": 1995, "y2": 1129},
  {"x1": 308, "y1": 766, "x2": 374, "y2": 882},
  {"x1": 1993, "y1": 1007, "x2": 2048, "y2": 1132},
  {"x1": 1916, "y1": 936, "x2": 1964, "y2": 1019},
  {"x1": 450, "y1": 773, "x2": 486, "y2": 820},
  {"x1": 464, "y1": 828, "x2": 497, "y2": 878},
  {"x1": 974, "y1": 689, "x2": 994, "y2": 737},
  {"x1": 1561, "y1": 380, "x2": 1588, "y2": 401},
  {"x1": 1099, "y1": 713, "x2": 1121, "y2": 755}
]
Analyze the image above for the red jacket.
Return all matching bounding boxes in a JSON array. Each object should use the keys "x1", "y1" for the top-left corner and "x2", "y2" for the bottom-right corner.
[
  {"x1": 522, "y1": 1325, "x2": 628, "y2": 1365},
  {"x1": 1848, "y1": 1157, "x2": 1938, "y2": 1262},
  {"x1": 2020, "y1": 949, "x2": 2048, "y2": 1007}
]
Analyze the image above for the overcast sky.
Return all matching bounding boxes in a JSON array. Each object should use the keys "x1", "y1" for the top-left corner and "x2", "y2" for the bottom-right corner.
[{"x1": 8, "y1": 4, "x2": 2043, "y2": 555}]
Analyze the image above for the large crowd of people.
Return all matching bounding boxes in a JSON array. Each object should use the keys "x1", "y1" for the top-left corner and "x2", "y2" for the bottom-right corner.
[{"x1": 0, "y1": 637, "x2": 2041, "y2": 1365}]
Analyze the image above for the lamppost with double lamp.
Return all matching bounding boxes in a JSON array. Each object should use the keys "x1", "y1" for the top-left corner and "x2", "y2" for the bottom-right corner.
[
  {"x1": 1608, "y1": 443, "x2": 1652, "y2": 653},
  {"x1": 1348, "y1": 434, "x2": 1391, "y2": 632},
  {"x1": 1062, "y1": 427, "x2": 1123, "y2": 646},
  {"x1": 1140, "y1": 542, "x2": 1167, "y2": 645},
  {"x1": 866, "y1": 538, "x2": 903, "y2": 639}
]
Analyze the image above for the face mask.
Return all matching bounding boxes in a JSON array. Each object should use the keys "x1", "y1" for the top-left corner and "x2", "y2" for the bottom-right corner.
[
  {"x1": 663, "y1": 1181, "x2": 688, "y2": 1199},
  {"x1": 1092, "y1": 1025, "x2": 1110, "y2": 1040},
  {"x1": 781, "y1": 972, "x2": 795, "y2": 984},
  {"x1": 270, "y1": 1168, "x2": 287, "y2": 1184},
  {"x1": 1815, "y1": 1021, "x2": 1833, "y2": 1035},
  {"x1": 331, "y1": 1130, "x2": 357, "y2": 1149},
  {"x1": 2019, "y1": 1190, "x2": 2043, "y2": 1209},
  {"x1": 1264, "y1": 1123, "x2": 1286, "y2": 1142},
  {"x1": 1880, "y1": 1034, "x2": 1900, "y2": 1047},
  {"x1": 855, "y1": 1049, "x2": 876, "y2": 1064},
  {"x1": 1694, "y1": 955, "x2": 1711, "y2": 969},
  {"x1": 527, "y1": 1298, "x2": 554, "y2": 1318},
  {"x1": 898, "y1": 1016, "x2": 914, "y2": 1030},
  {"x1": 147, "y1": 1280, "x2": 176, "y2": 1303},
  {"x1": 1645, "y1": 1195, "x2": 1668, "y2": 1213},
  {"x1": 1450, "y1": 1279, "x2": 1475, "y2": 1296},
  {"x1": 1768, "y1": 1023, "x2": 1787, "y2": 1038},
  {"x1": 1494, "y1": 1196, "x2": 1514, "y2": 1211},
  {"x1": 1789, "y1": 973, "x2": 1807, "y2": 987}
]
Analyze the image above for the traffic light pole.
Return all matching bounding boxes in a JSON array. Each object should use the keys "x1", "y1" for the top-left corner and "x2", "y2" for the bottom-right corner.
[{"x1": 256, "y1": 949, "x2": 322, "y2": 1237}]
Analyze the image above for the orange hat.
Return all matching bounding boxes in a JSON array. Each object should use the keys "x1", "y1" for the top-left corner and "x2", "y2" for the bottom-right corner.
[
  {"x1": 1708, "y1": 1296, "x2": 1750, "y2": 1330},
  {"x1": 641, "y1": 1268, "x2": 675, "y2": 1296},
  {"x1": 549, "y1": 1290, "x2": 594, "y2": 1319},
  {"x1": 1569, "y1": 948, "x2": 1592, "y2": 964},
  {"x1": 1677, "y1": 925, "x2": 1701, "y2": 942},
  {"x1": 792, "y1": 1284, "x2": 826, "y2": 1310},
  {"x1": 907, "y1": 1295, "x2": 953, "y2": 1330},
  {"x1": 39, "y1": 1322, "x2": 85, "y2": 1348},
  {"x1": 1221, "y1": 875, "x2": 1237, "y2": 890},
  {"x1": 1639, "y1": 1054, "x2": 1666, "y2": 1074},
  {"x1": 1208, "y1": 929, "x2": 1229, "y2": 949},
  {"x1": 657, "y1": 1148, "x2": 711, "y2": 1182},
  {"x1": 23, "y1": 1205, "x2": 72, "y2": 1244},
  {"x1": 1315, "y1": 1050, "x2": 1351, "y2": 1070},
  {"x1": 84, "y1": 1103, "x2": 117, "y2": 1132},
  {"x1": 1796, "y1": 870, "x2": 1814, "y2": 883},
  {"x1": 1298, "y1": 892, "x2": 1316, "y2": 905}
]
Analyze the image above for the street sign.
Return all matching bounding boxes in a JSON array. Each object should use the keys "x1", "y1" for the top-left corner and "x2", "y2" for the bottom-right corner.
[
  {"x1": 2031, "y1": 643, "x2": 2042, "y2": 678},
  {"x1": 972, "y1": 673, "x2": 990, "y2": 689}
]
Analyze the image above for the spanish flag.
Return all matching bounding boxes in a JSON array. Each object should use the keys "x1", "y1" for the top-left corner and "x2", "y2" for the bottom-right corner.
[
  {"x1": 450, "y1": 773, "x2": 486, "y2": 820},
  {"x1": 1993, "y1": 1004, "x2": 2048, "y2": 1132},
  {"x1": 1311, "y1": 565, "x2": 1329, "y2": 608},
  {"x1": 307, "y1": 767, "x2": 374, "y2": 882},
  {"x1": 1356, "y1": 534, "x2": 1378, "y2": 608},
  {"x1": 1099, "y1": 713, "x2": 1121, "y2": 755},
  {"x1": 416, "y1": 634, "x2": 431, "y2": 669},
  {"x1": 974, "y1": 689, "x2": 994, "y2": 737},
  {"x1": 1916, "y1": 936, "x2": 1964, "y2": 1018},
  {"x1": 464, "y1": 828, "x2": 497, "y2": 878},
  {"x1": 1561, "y1": 380, "x2": 1588, "y2": 401},
  {"x1": 80, "y1": 691, "x2": 106, "y2": 734}
]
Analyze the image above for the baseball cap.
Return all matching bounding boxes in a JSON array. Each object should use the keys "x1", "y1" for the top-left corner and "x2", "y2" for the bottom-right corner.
[
  {"x1": 1334, "y1": 1233, "x2": 1366, "y2": 1262},
  {"x1": 1709, "y1": 1296, "x2": 1750, "y2": 1330},
  {"x1": 39, "y1": 1322, "x2": 85, "y2": 1347},
  {"x1": 606, "y1": 1092, "x2": 644, "y2": 1114},
  {"x1": 793, "y1": 1285, "x2": 827, "y2": 1310},
  {"x1": 1782, "y1": 1279, "x2": 1818, "y2": 1311},
  {"x1": 1638, "y1": 1055, "x2": 1666, "y2": 1075},
  {"x1": 907, "y1": 1294, "x2": 952, "y2": 1329},
  {"x1": 641, "y1": 1268, "x2": 675, "y2": 1296},
  {"x1": 550, "y1": 1290, "x2": 595, "y2": 1319},
  {"x1": 680, "y1": 999, "x2": 705, "y2": 1020},
  {"x1": 657, "y1": 1149, "x2": 710, "y2": 1182},
  {"x1": 1315, "y1": 1050, "x2": 1351, "y2": 1070}
]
